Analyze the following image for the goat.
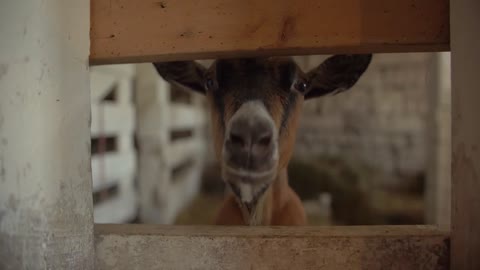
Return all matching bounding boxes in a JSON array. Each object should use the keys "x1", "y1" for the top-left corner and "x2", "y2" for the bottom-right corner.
[{"x1": 153, "y1": 54, "x2": 372, "y2": 225}]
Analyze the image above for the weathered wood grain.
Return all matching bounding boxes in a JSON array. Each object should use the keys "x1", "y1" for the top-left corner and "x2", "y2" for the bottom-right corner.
[
  {"x1": 451, "y1": 0, "x2": 480, "y2": 268},
  {"x1": 90, "y1": 0, "x2": 449, "y2": 64},
  {"x1": 95, "y1": 224, "x2": 449, "y2": 270}
]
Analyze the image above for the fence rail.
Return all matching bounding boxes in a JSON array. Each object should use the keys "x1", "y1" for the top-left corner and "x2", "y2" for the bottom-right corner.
[
  {"x1": 90, "y1": 65, "x2": 137, "y2": 223},
  {"x1": 135, "y1": 64, "x2": 207, "y2": 224}
]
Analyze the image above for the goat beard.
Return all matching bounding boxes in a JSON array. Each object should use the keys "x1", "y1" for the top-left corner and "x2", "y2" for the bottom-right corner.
[{"x1": 236, "y1": 187, "x2": 273, "y2": 226}]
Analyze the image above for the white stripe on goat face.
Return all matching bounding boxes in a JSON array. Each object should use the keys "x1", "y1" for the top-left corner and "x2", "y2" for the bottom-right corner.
[{"x1": 221, "y1": 100, "x2": 279, "y2": 206}]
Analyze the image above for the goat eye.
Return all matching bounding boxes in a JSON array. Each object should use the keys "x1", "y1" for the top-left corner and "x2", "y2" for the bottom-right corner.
[
  {"x1": 294, "y1": 80, "x2": 308, "y2": 93},
  {"x1": 205, "y1": 78, "x2": 215, "y2": 90}
]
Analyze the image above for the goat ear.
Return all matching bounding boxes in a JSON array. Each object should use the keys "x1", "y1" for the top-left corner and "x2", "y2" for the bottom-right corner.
[
  {"x1": 304, "y1": 54, "x2": 372, "y2": 99},
  {"x1": 153, "y1": 61, "x2": 207, "y2": 95}
]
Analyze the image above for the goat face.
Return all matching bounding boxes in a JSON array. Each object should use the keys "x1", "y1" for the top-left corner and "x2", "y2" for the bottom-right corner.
[{"x1": 154, "y1": 54, "x2": 372, "y2": 212}]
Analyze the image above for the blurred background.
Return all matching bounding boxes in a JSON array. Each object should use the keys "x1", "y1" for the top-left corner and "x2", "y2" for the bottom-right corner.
[{"x1": 90, "y1": 52, "x2": 451, "y2": 227}]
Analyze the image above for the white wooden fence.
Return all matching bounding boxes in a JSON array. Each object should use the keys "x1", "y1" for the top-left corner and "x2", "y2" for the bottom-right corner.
[
  {"x1": 89, "y1": 63, "x2": 206, "y2": 224},
  {"x1": 135, "y1": 64, "x2": 207, "y2": 224},
  {"x1": 90, "y1": 65, "x2": 137, "y2": 223}
]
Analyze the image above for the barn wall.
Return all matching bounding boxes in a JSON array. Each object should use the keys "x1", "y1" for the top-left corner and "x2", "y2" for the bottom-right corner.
[{"x1": 295, "y1": 53, "x2": 435, "y2": 179}]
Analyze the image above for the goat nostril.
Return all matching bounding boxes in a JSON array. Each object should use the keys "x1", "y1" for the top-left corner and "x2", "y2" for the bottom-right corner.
[
  {"x1": 258, "y1": 134, "x2": 272, "y2": 146},
  {"x1": 230, "y1": 133, "x2": 245, "y2": 147}
]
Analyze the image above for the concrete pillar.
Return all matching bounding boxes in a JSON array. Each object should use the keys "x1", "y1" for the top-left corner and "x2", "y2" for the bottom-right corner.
[{"x1": 0, "y1": 1, "x2": 94, "y2": 269}]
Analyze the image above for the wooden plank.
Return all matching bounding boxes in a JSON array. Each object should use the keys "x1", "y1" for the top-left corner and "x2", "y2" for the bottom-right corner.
[
  {"x1": 134, "y1": 65, "x2": 173, "y2": 223},
  {"x1": 116, "y1": 79, "x2": 133, "y2": 104},
  {"x1": 95, "y1": 225, "x2": 449, "y2": 270},
  {"x1": 451, "y1": 0, "x2": 480, "y2": 268},
  {"x1": 93, "y1": 178, "x2": 137, "y2": 223},
  {"x1": 135, "y1": 64, "x2": 171, "y2": 136},
  {"x1": 161, "y1": 162, "x2": 203, "y2": 223},
  {"x1": 90, "y1": 65, "x2": 134, "y2": 102},
  {"x1": 170, "y1": 103, "x2": 206, "y2": 130},
  {"x1": 90, "y1": 0, "x2": 450, "y2": 64},
  {"x1": 168, "y1": 138, "x2": 201, "y2": 169},
  {"x1": 92, "y1": 152, "x2": 136, "y2": 190},
  {"x1": 117, "y1": 134, "x2": 134, "y2": 153},
  {"x1": 91, "y1": 103, "x2": 135, "y2": 136},
  {"x1": 425, "y1": 52, "x2": 451, "y2": 229},
  {"x1": 90, "y1": 71, "x2": 117, "y2": 101}
]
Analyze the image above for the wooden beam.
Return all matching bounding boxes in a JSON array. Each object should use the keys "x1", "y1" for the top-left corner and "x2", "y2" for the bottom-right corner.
[
  {"x1": 95, "y1": 224, "x2": 449, "y2": 269},
  {"x1": 451, "y1": 0, "x2": 480, "y2": 268},
  {"x1": 90, "y1": 0, "x2": 450, "y2": 65}
]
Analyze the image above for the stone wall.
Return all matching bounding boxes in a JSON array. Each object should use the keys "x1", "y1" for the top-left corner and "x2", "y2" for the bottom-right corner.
[{"x1": 294, "y1": 53, "x2": 434, "y2": 177}]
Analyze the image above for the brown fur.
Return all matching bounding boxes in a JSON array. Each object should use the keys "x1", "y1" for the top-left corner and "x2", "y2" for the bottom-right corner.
[
  {"x1": 214, "y1": 97, "x2": 307, "y2": 225},
  {"x1": 215, "y1": 169, "x2": 307, "y2": 225},
  {"x1": 207, "y1": 64, "x2": 306, "y2": 225},
  {"x1": 278, "y1": 97, "x2": 303, "y2": 170}
]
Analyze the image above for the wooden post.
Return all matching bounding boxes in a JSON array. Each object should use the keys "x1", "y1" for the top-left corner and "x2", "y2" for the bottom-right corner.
[
  {"x1": 135, "y1": 64, "x2": 206, "y2": 224},
  {"x1": 0, "y1": 0, "x2": 94, "y2": 269},
  {"x1": 451, "y1": 0, "x2": 480, "y2": 268},
  {"x1": 90, "y1": 65, "x2": 137, "y2": 223},
  {"x1": 135, "y1": 64, "x2": 172, "y2": 223},
  {"x1": 425, "y1": 52, "x2": 451, "y2": 229}
]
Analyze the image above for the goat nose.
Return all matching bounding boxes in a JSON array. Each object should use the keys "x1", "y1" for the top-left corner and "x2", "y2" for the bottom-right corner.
[
  {"x1": 226, "y1": 117, "x2": 275, "y2": 172},
  {"x1": 228, "y1": 119, "x2": 273, "y2": 150}
]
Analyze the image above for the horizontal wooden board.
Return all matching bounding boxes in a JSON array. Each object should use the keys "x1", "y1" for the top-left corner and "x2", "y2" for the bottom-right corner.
[
  {"x1": 95, "y1": 224, "x2": 449, "y2": 269},
  {"x1": 91, "y1": 104, "x2": 135, "y2": 136},
  {"x1": 92, "y1": 152, "x2": 136, "y2": 190},
  {"x1": 170, "y1": 103, "x2": 206, "y2": 130},
  {"x1": 168, "y1": 138, "x2": 205, "y2": 169},
  {"x1": 94, "y1": 179, "x2": 137, "y2": 223},
  {"x1": 91, "y1": 0, "x2": 449, "y2": 64}
]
